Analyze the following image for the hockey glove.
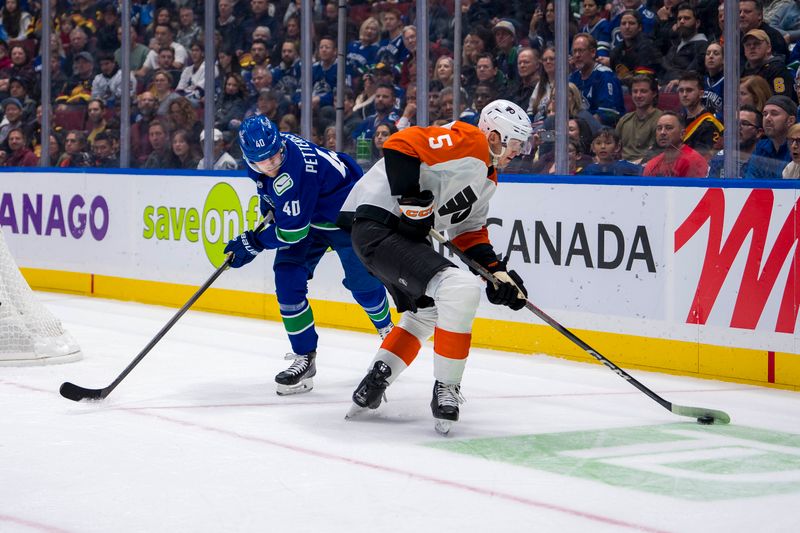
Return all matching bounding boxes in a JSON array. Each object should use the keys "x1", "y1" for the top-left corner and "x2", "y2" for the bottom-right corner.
[
  {"x1": 224, "y1": 230, "x2": 265, "y2": 268},
  {"x1": 486, "y1": 269, "x2": 528, "y2": 311},
  {"x1": 397, "y1": 190, "x2": 435, "y2": 241}
]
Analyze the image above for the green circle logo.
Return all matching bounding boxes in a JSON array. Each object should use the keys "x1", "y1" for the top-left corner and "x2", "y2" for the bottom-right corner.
[{"x1": 203, "y1": 182, "x2": 244, "y2": 267}]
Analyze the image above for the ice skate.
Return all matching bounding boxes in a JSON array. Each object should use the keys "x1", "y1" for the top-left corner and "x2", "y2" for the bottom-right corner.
[
  {"x1": 275, "y1": 351, "x2": 316, "y2": 395},
  {"x1": 431, "y1": 381, "x2": 464, "y2": 436},
  {"x1": 345, "y1": 360, "x2": 392, "y2": 419}
]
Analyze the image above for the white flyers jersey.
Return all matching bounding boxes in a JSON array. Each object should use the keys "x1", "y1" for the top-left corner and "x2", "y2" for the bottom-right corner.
[{"x1": 341, "y1": 121, "x2": 497, "y2": 245}]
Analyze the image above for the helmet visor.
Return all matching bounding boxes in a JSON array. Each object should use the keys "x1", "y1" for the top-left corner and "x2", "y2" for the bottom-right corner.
[{"x1": 505, "y1": 137, "x2": 532, "y2": 157}]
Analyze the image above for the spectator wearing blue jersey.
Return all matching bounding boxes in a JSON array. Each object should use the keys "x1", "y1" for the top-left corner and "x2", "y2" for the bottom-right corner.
[
  {"x1": 272, "y1": 40, "x2": 301, "y2": 97},
  {"x1": 742, "y1": 96, "x2": 797, "y2": 179},
  {"x1": 352, "y1": 83, "x2": 400, "y2": 141},
  {"x1": 294, "y1": 36, "x2": 338, "y2": 112},
  {"x1": 225, "y1": 115, "x2": 393, "y2": 396},
  {"x1": 581, "y1": 0, "x2": 613, "y2": 63},
  {"x1": 376, "y1": 6, "x2": 409, "y2": 68},
  {"x1": 610, "y1": 0, "x2": 656, "y2": 49},
  {"x1": 703, "y1": 42, "x2": 724, "y2": 120},
  {"x1": 347, "y1": 17, "x2": 381, "y2": 84},
  {"x1": 569, "y1": 33, "x2": 625, "y2": 126}
]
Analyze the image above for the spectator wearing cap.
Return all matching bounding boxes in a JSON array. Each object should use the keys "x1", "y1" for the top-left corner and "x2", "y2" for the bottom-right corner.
[
  {"x1": 92, "y1": 53, "x2": 136, "y2": 108},
  {"x1": 376, "y1": 7, "x2": 409, "y2": 68},
  {"x1": 55, "y1": 51, "x2": 95, "y2": 105},
  {"x1": 740, "y1": 0, "x2": 789, "y2": 64},
  {"x1": 742, "y1": 29, "x2": 796, "y2": 102},
  {"x1": 0, "y1": 127, "x2": 37, "y2": 167},
  {"x1": 742, "y1": 95, "x2": 798, "y2": 179},
  {"x1": 197, "y1": 128, "x2": 238, "y2": 170},
  {"x1": 369, "y1": 62, "x2": 404, "y2": 108},
  {"x1": 246, "y1": 87, "x2": 280, "y2": 122},
  {"x1": 493, "y1": 19, "x2": 520, "y2": 82},
  {"x1": 661, "y1": 4, "x2": 708, "y2": 89},
  {"x1": 0, "y1": 97, "x2": 24, "y2": 148},
  {"x1": 580, "y1": 0, "x2": 612, "y2": 63},
  {"x1": 569, "y1": 33, "x2": 625, "y2": 127},
  {"x1": 643, "y1": 112, "x2": 708, "y2": 177}
]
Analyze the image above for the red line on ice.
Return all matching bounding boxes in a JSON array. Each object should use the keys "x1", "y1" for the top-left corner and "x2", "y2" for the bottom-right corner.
[
  {"x1": 127, "y1": 408, "x2": 671, "y2": 533},
  {"x1": 0, "y1": 514, "x2": 75, "y2": 533}
]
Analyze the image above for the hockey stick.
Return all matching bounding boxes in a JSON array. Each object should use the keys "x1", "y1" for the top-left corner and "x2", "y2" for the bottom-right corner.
[
  {"x1": 429, "y1": 228, "x2": 731, "y2": 425},
  {"x1": 59, "y1": 216, "x2": 271, "y2": 402}
]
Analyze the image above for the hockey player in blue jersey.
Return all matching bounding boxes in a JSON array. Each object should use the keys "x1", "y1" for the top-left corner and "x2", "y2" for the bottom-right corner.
[{"x1": 225, "y1": 115, "x2": 393, "y2": 395}]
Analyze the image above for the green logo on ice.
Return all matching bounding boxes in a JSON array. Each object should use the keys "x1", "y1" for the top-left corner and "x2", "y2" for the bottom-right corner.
[
  {"x1": 428, "y1": 423, "x2": 800, "y2": 501},
  {"x1": 142, "y1": 182, "x2": 261, "y2": 267}
]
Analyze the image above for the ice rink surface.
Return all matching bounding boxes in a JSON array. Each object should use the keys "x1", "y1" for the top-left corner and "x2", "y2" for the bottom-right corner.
[{"x1": 2, "y1": 293, "x2": 799, "y2": 533}]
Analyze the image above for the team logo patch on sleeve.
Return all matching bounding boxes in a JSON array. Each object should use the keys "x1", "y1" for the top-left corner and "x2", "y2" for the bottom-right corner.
[{"x1": 273, "y1": 173, "x2": 293, "y2": 196}]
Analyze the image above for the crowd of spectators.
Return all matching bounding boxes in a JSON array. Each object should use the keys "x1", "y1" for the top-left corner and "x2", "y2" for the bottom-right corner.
[{"x1": 3, "y1": 0, "x2": 800, "y2": 178}]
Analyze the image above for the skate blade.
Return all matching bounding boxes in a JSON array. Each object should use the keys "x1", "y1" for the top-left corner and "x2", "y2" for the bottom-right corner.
[
  {"x1": 276, "y1": 378, "x2": 313, "y2": 396},
  {"x1": 345, "y1": 403, "x2": 369, "y2": 420},
  {"x1": 434, "y1": 419, "x2": 455, "y2": 436}
]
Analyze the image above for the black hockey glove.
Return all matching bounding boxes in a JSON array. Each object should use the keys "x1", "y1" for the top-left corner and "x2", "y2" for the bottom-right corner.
[
  {"x1": 486, "y1": 268, "x2": 528, "y2": 311},
  {"x1": 397, "y1": 190, "x2": 435, "y2": 241},
  {"x1": 224, "y1": 230, "x2": 265, "y2": 268}
]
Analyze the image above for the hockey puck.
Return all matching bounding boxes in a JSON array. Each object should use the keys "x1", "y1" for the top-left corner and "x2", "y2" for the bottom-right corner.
[{"x1": 697, "y1": 416, "x2": 714, "y2": 425}]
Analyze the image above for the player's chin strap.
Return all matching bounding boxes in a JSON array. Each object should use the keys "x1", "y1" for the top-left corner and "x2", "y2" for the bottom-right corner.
[{"x1": 427, "y1": 227, "x2": 731, "y2": 426}]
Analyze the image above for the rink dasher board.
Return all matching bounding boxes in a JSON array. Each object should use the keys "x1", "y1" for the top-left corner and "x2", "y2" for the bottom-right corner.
[{"x1": 1, "y1": 169, "x2": 799, "y2": 389}]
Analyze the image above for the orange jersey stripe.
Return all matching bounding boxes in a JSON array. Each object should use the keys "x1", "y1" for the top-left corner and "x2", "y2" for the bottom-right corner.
[
  {"x1": 451, "y1": 227, "x2": 490, "y2": 252},
  {"x1": 433, "y1": 327, "x2": 472, "y2": 360},
  {"x1": 381, "y1": 326, "x2": 422, "y2": 366},
  {"x1": 383, "y1": 122, "x2": 493, "y2": 168}
]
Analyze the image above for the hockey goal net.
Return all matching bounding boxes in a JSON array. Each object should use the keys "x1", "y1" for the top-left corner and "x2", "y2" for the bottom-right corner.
[{"x1": 0, "y1": 229, "x2": 82, "y2": 365}]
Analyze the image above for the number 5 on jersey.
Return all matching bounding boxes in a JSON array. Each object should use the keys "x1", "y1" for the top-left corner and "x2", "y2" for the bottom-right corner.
[{"x1": 429, "y1": 134, "x2": 453, "y2": 149}]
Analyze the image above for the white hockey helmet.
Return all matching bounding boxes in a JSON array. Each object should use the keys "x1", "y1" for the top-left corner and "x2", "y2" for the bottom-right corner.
[{"x1": 478, "y1": 99, "x2": 533, "y2": 164}]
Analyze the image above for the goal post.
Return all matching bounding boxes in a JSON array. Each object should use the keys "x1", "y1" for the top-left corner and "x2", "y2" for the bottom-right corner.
[{"x1": 0, "y1": 229, "x2": 82, "y2": 366}]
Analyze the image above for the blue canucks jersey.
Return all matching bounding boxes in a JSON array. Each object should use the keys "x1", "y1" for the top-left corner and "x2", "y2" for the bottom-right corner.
[
  {"x1": 569, "y1": 63, "x2": 626, "y2": 126},
  {"x1": 610, "y1": 5, "x2": 656, "y2": 47},
  {"x1": 247, "y1": 133, "x2": 363, "y2": 249}
]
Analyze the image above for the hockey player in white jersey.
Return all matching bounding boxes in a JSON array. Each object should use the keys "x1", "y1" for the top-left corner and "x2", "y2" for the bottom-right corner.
[{"x1": 337, "y1": 100, "x2": 532, "y2": 434}]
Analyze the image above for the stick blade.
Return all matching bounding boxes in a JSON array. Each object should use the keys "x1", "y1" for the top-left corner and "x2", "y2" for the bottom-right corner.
[
  {"x1": 59, "y1": 381, "x2": 106, "y2": 402},
  {"x1": 671, "y1": 403, "x2": 731, "y2": 425}
]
